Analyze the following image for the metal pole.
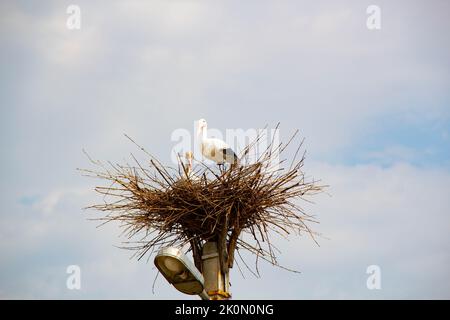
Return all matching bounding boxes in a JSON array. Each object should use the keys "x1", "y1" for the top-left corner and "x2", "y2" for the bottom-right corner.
[
  {"x1": 201, "y1": 241, "x2": 231, "y2": 300},
  {"x1": 199, "y1": 289, "x2": 210, "y2": 300}
]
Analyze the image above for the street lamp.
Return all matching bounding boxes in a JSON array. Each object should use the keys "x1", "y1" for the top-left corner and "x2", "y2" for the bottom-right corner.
[{"x1": 154, "y1": 246, "x2": 209, "y2": 300}]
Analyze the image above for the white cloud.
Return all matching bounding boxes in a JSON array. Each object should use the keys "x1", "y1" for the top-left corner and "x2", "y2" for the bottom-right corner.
[
  {"x1": 33, "y1": 188, "x2": 90, "y2": 215},
  {"x1": 4, "y1": 0, "x2": 448, "y2": 150}
]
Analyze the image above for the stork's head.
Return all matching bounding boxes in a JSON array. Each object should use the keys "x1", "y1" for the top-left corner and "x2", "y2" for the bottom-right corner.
[{"x1": 197, "y1": 118, "x2": 207, "y2": 133}]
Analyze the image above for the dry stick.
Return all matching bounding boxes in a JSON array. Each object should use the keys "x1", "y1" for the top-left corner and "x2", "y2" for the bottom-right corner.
[
  {"x1": 124, "y1": 133, "x2": 175, "y2": 184},
  {"x1": 236, "y1": 248, "x2": 259, "y2": 278},
  {"x1": 233, "y1": 254, "x2": 246, "y2": 279},
  {"x1": 218, "y1": 205, "x2": 230, "y2": 274}
]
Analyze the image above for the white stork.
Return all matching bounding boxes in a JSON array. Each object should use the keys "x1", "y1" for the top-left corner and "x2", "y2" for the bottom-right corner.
[{"x1": 197, "y1": 119, "x2": 239, "y2": 169}]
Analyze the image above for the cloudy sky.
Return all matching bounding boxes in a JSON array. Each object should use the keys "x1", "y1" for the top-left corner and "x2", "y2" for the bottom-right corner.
[{"x1": 1, "y1": 0, "x2": 449, "y2": 299}]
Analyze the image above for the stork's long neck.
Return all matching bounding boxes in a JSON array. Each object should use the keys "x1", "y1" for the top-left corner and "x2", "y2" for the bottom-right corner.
[
  {"x1": 199, "y1": 126, "x2": 207, "y2": 141},
  {"x1": 187, "y1": 158, "x2": 192, "y2": 174},
  {"x1": 186, "y1": 163, "x2": 192, "y2": 176}
]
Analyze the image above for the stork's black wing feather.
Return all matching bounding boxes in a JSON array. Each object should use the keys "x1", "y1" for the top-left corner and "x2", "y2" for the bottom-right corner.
[{"x1": 222, "y1": 148, "x2": 239, "y2": 164}]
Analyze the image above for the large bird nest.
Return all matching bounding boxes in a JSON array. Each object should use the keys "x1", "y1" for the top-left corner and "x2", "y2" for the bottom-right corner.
[{"x1": 80, "y1": 127, "x2": 325, "y2": 276}]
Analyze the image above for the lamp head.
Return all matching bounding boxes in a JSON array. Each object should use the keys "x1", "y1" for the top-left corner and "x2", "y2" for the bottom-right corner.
[{"x1": 154, "y1": 247, "x2": 206, "y2": 297}]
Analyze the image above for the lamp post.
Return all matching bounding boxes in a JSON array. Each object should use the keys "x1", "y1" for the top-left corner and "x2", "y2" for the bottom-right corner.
[
  {"x1": 154, "y1": 243, "x2": 231, "y2": 300},
  {"x1": 201, "y1": 241, "x2": 230, "y2": 300}
]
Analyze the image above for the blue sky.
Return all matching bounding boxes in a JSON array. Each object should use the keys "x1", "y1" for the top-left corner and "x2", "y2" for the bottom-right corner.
[
  {"x1": 1, "y1": 0, "x2": 449, "y2": 299},
  {"x1": 328, "y1": 111, "x2": 450, "y2": 167}
]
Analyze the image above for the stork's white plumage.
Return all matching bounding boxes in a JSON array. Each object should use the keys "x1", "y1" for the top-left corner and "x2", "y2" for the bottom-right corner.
[{"x1": 197, "y1": 119, "x2": 239, "y2": 166}]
